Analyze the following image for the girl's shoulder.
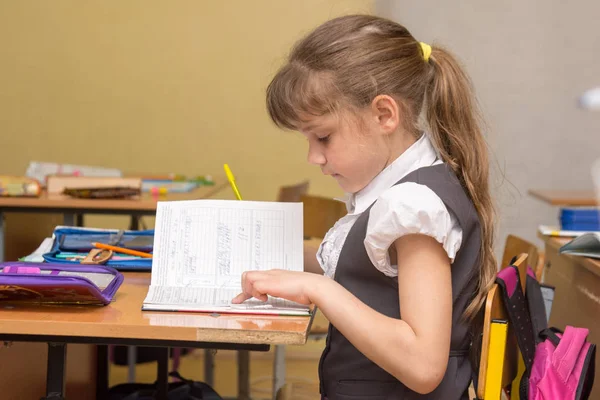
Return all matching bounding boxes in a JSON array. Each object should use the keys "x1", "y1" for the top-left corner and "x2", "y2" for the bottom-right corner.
[
  {"x1": 374, "y1": 181, "x2": 446, "y2": 214},
  {"x1": 365, "y1": 182, "x2": 463, "y2": 272}
]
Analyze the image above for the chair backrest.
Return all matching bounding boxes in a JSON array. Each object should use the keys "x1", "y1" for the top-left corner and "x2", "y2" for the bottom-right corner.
[
  {"x1": 277, "y1": 180, "x2": 310, "y2": 203},
  {"x1": 300, "y1": 194, "x2": 347, "y2": 239},
  {"x1": 477, "y1": 253, "x2": 529, "y2": 399},
  {"x1": 502, "y1": 234, "x2": 544, "y2": 283}
]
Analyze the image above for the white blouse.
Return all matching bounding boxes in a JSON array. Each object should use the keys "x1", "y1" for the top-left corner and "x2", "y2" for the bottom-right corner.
[{"x1": 316, "y1": 134, "x2": 463, "y2": 278}]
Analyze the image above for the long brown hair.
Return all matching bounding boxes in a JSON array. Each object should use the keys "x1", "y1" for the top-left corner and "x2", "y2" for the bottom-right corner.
[{"x1": 266, "y1": 14, "x2": 496, "y2": 320}]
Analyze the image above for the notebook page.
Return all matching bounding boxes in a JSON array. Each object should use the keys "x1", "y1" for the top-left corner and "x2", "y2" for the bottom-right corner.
[
  {"x1": 150, "y1": 200, "x2": 303, "y2": 291},
  {"x1": 144, "y1": 285, "x2": 307, "y2": 312},
  {"x1": 144, "y1": 285, "x2": 239, "y2": 306}
]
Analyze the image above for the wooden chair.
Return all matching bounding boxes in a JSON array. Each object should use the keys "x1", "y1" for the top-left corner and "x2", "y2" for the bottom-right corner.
[
  {"x1": 277, "y1": 180, "x2": 310, "y2": 203},
  {"x1": 300, "y1": 194, "x2": 347, "y2": 239},
  {"x1": 240, "y1": 181, "x2": 311, "y2": 399},
  {"x1": 501, "y1": 234, "x2": 545, "y2": 282},
  {"x1": 272, "y1": 193, "x2": 346, "y2": 399},
  {"x1": 299, "y1": 194, "x2": 347, "y2": 337},
  {"x1": 476, "y1": 253, "x2": 528, "y2": 399},
  {"x1": 300, "y1": 193, "x2": 347, "y2": 337},
  {"x1": 281, "y1": 191, "x2": 347, "y2": 337}
]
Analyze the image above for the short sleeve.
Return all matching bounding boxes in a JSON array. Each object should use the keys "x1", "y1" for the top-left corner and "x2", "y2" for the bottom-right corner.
[{"x1": 364, "y1": 182, "x2": 463, "y2": 277}]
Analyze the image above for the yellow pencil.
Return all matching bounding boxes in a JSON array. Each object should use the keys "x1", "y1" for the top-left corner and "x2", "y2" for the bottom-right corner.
[{"x1": 224, "y1": 163, "x2": 243, "y2": 200}]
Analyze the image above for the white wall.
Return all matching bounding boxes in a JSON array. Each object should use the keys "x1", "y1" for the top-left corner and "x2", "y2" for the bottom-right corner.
[{"x1": 376, "y1": 0, "x2": 600, "y2": 258}]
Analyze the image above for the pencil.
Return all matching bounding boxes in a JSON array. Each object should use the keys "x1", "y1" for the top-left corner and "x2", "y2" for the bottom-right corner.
[
  {"x1": 91, "y1": 242, "x2": 153, "y2": 258},
  {"x1": 223, "y1": 163, "x2": 243, "y2": 200}
]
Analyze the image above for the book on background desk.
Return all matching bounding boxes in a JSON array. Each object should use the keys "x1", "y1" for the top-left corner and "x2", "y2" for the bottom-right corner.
[
  {"x1": 141, "y1": 199, "x2": 310, "y2": 316},
  {"x1": 538, "y1": 225, "x2": 598, "y2": 238},
  {"x1": 25, "y1": 161, "x2": 122, "y2": 186},
  {"x1": 559, "y1": 232, "x2": 600, "y2": 259}
]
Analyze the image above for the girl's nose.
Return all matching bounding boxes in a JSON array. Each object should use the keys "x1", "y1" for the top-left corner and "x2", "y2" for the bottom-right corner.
[{"x1": 307, "y1": 143, "x2": 326, "y2": 166}]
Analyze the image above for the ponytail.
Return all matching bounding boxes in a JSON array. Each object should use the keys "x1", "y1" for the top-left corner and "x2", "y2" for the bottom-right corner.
[{"x1": 426, "y1": 46, "x2": 497, "y2": 320}]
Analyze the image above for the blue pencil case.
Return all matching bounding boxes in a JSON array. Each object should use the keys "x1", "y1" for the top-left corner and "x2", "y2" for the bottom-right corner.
[{"x1": 43, "y1": 227, "x2": 154, "y2": 271}]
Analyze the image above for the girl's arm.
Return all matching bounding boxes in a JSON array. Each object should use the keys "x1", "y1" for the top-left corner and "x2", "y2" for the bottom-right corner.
[
  {"x1": 314, "y1": 233, "x2": 452, "y2": 394},
  {"x1": 304, "y1": 240, "x2": 324, "y2": 275},
  {"x1": 233, "y1": 233, "x2": 452, "y2": 394}
]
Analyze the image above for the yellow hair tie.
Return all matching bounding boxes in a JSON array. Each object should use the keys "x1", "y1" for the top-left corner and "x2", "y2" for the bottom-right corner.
[{"x1": 419, "y1": 42, "x2": 432, "y2": 63}]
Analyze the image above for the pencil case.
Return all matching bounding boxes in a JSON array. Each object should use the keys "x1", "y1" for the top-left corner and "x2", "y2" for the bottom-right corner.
[
  {"x1": 0, "y1": 262, "x2": 123, "y2": 305},
  {"x1": 63, "y1": 186, "x2": 141, "y2": 199},
  {"x1": 43, "y1": 227, "x2": 154, "y2": 271}
]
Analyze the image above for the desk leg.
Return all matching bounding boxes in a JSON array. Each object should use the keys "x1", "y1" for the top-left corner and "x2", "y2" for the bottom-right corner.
[
  {"x1": 272, "y1": 345, "x2": 286, "y2": 400},
  {"x1": 75, "y1": 214, "x2": 84, "y2": 227},
  {"x1": 96, "y1": 345, "x2": 109, "y2": 400},
  {"x1": 127, "y1": 346, "x2": 137, "y2": 383},
  {"x1": 129, "y1": 215, "x2": 140, "y2": 230},
  {"x1": 63, "y1": 213, "x2": 75, "y2": 227},
  {"x1": 238, "y1": 350, "x2": 250, "y2": 400},
  {"x1": 156, "y1": 347, "x2": 170, "y2": 400},
  {"x1": 0, "y1": 211, "x2": 4, "y2": 262},
  {"x1": 44, "y1": 342, "x2": 67, "y2": 400},
  {"x1": 204, "y1": 349, "x2": 214, "y2": 387}
]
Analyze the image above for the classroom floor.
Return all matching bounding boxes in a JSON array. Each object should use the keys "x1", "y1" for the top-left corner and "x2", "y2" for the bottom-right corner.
[{"x1": 109, "y1": 340, "x2": 325, "y2": 399}]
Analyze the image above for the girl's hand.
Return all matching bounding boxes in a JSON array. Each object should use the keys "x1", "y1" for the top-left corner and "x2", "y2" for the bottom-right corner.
[{"x1": 231, "y1": 269, "x2": 323, "y2": 305}]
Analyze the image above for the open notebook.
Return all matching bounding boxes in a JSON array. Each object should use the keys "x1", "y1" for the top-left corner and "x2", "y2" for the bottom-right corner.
[{"x1": 142, "y1": 199, "x2": 310, "y2": 316}]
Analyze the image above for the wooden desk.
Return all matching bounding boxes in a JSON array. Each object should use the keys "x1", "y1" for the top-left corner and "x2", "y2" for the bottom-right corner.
[
  {"x1": 539, "y1": 235, "x2": 600, "y2": 400},
  {"x1": 0, "y1": 180, "x2": 232, "y2": 398},
  {"x1": 0, "y1": 183, "x2": 227, "y2": 213},
  {"x1": 0, "y1": 272, "x2": 313, "y2": 400},
  {"x1": 0, "y1": 182, "x2": 228, "y2": 262},
  {"x1": 529, "y1": 189, "x2": 598, "y2": 206}
]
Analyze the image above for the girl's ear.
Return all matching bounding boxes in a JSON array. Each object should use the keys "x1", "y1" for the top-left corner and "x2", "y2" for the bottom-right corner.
[{"x1": 370, "y1": 95, "x2": 401, "y2": 135}]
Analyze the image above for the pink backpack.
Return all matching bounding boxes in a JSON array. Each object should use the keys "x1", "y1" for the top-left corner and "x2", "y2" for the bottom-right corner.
[
  {"x1": 529, "y1": 326, "x2": 595, "y2": 399},
  {"x1": 495, "y1": 264, "x2": 596, "y2": 399}
]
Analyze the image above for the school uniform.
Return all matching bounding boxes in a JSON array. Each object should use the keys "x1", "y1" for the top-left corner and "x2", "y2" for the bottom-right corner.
[{"x1": 317, "y1": 134, "x2": 481, "y2": 399}]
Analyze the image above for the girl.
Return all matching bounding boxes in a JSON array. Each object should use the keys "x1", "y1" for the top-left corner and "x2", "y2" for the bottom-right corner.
[{"x1": 232, "y1": 14, "x2": 496, "y2": 399}]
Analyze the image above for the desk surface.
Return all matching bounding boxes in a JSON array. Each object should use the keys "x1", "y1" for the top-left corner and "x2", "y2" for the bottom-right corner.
[
  {"x1": 0, "y1": 182, "x2": 228, "y2": 213},
  {"x1": 528, "y1": 189, "x2": 598, "y2": 206},
  {"x1": 0, "y1": 272, "x2": 313, "y2": 346}
]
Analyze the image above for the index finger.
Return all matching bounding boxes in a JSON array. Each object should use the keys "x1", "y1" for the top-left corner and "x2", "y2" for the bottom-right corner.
[{"x1": 231, "y1": 292, "x2": 252, "y2": 304}]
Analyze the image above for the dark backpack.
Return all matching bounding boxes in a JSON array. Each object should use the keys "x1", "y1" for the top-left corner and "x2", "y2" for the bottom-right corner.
[{"x1": 107, "y1": 372, "x2": 223, "y2": 400}]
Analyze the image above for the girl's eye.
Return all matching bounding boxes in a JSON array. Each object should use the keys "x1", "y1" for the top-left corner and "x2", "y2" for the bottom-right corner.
[{"x1": 317, "y1": 135, "x2": 330, "y2": 143}]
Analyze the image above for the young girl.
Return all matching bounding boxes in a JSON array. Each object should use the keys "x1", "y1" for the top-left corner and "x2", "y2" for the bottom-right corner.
[{"x1": 232, "y1": 14, "x2": 496, "y2": 399}]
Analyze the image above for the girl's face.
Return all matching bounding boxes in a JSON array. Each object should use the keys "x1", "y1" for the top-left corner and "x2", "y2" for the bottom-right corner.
[{"x1": 299, "y1": 110, "x2": 391, "y2": 194}]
